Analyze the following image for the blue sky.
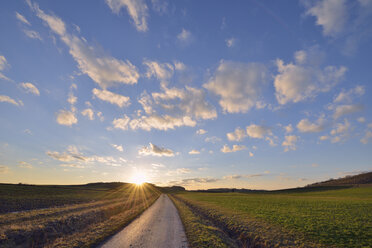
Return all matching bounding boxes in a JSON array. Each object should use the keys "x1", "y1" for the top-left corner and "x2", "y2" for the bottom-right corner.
[{"x1": 0, "y1": 0, "x2": 371, "y2": 189}]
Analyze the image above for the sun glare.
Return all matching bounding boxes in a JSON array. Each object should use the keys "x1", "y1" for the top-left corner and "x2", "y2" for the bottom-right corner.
[{"x1": 131, "y1": 171, "x2": 147, "y2": 186}]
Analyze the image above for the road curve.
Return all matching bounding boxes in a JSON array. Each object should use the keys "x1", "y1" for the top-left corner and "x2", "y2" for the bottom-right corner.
[{"x1": 98, "y1": 194, "x2": 188, "y2": 248}]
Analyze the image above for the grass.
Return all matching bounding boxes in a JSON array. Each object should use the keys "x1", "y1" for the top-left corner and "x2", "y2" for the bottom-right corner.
[
  {"x1": 0, "y1": 183, "x2": 160, "y2": 247},
  {"x1": 175, "y1": 186, "x2": 372, "y2": 248},
  {"x1": 170, "y1": 195, "x2": 239, "y2": 248}
]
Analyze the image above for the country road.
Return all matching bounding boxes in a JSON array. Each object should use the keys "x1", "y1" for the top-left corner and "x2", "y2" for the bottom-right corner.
[{"x1": 98, "y1": 194, "x2": 188, "y2": 248}]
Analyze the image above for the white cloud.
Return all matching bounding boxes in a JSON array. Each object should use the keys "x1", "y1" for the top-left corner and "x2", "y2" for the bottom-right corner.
[
  {"x1": 143, "y1": 60, "x2": 174, "y2": 83},
  {"x1": 227, "y1": 127, "x2": 246, "y2": 142},
  {"x1": 128, "y1": 85, "x2": 216, "y2": 131},
  {"x1": 225, "y1": 37, "x2": 236, "y2": 47},
  {"x1": 196, "y1": 129, "x2": 207, "y2": 135},
  {"x1": 189, "y1": 149, "x2": 200, "y2": 155},
  {"x1": 92, "y1": 88, "x2": 130, "y2": 107},
  {"x1": 0, "y1": 95, "x2": 23, "y2": 106},
  {"x1": 56, "y1": 110, "x2": 77, "y2": 126},
  {"x1": 177, "y1": 28, "x2": 192, "y2": 43},
  {"x1": 23, "y1": 29, "x2": 42, "y2": 40},
  {"x1": 332, "y1": 104, "x2": 363, "y2": 119},
  {"x1": 246, "y1": 124, "x2": 272, "y2": 139},
  {"x1": 138, "y1": 143, "x2": 174, "y2": 157},
  {"x1": 112, "y1": 115, "x2": 131, "y2": 130},
  {"x1": 18, "y1": 161, "x2": 33, "y2": 169},
  {"x1": 282, "y1": 135, "x2": 298, "y2": 152},
  {"x1": 67, "y1": 92, "x2": 77, "y2": 105},
  {"x1": 305, "y1": 0, "x2": 348, "y2": 37},
  {"x1": 319, "y1": 135, "x2": 329, "y2": 141},
  {"x1": 205, "y1": 136, "x2": 221, "y2": 143},
  {"x1": 174, "y1": 61, "x2": 186, "y2": 71},
  {"x1": 221, "y1": 144, "x2": 246, "y2": 153},
  {"x1": 297, "y1": 116, "x2": 325, "y2": 133},
  {"x1": 60, "y1": 163, "x2": 85, "y2": 169},
  {"x1": 15, "y1": 12, "x2": 31, "y2": 25},
  {"x1": 30, "y1": 2, "x2": 139, "y2": 88},
  {"x1": 175, "y1": 168, "x2": 191, "y2": 174},
  {"x1": 274, "y1": 49, "x2": 346, "y2": 104},
  {"x1": 204, "y1": 61, "x2": 267, "y2": 113},
  {"x1": 112, "y1": 144, "x2": 124, "y2": 152},
  {"x1": 357, "y1": 117, "x2": 366, "y2": 123},
  {"x1": 47, "y1": 147, "x2": 126, "y2": 167},
  {"x1": 105, "y1": 0, "x2": 149, "y2": 32},
  {"x1": 361, "y1": 130, "x2": 372, "y2": 144},
  {"x1": 330, "y1": 119, "x2": 351, "y2": 143},
  {"x1": 81, "y1": 108, "x2": 94, "y2": 120},
  {"x1": 284, "y1": 124, "x2": 293, "y2": 133},
  {"x1": 129, "y1": 114, "x2": 196, "y2": 131},
  {"x1": 0, "y1": 55, "x2": 11, "y2": 81},
  {"x1": 20, "y1": 82, "x2": 40, "y2": 95},
  {"x1": 334, "y1": 85, "x2": 365, "y2": 103}
]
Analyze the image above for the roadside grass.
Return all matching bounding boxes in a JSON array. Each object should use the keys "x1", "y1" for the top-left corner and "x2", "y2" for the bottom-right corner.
[
  {"x1": 170, "y1": 195, "x2": 239, "y2": 248},
  {"x1": 0, "y1": 183, "x2": 160, "y2": 247},
  {"x1": 175, "y1": 186, "x2": 372, "y2": 248}
]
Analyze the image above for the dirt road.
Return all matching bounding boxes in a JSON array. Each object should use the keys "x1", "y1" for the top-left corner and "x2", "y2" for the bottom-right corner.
[{"x1": 98, "y1": 194, "x2": 188, "y2": 248}]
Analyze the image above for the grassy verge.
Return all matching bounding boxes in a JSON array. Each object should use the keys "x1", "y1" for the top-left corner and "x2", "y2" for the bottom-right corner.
[
  {"x1": 170, "y1": 195, "x2": 239, "y2": 248},
  {"x1": 0, "y1": 183, "x2": 160, "y2": 247},
  {"x1": 175, "y1": 186, "x2": 372, "y2": 247}
]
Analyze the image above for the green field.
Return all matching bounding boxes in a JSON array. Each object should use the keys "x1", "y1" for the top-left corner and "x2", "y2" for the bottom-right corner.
[
  {"x1": 175, "y1": 186, "x2": 372, "y2": 248},
  {"x1": 0, "y1": 183, "x2": 160, "y2": 247}
]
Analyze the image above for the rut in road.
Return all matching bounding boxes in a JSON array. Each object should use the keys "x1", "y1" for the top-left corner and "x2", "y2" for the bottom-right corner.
[{"x1": 98, "y1": 194, "x2": 188, "y2": 248}]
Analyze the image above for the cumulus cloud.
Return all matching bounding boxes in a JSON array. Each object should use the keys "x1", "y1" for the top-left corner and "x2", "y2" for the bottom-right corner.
[
  {"x1": 330, "y1": 119, "x2": 351, "y2": 143},
  {"x1": 274, "y1": 49, "x2": 346, "y2": 104},
  {"x1": 196, "y1": 129, "x2": 207, "y2": 135},
  {"x1": 204, "y1": 61, "x2": 267, "y2": 113},
  {"x1": 105, "y1": 0, "x2": 149, "y2": 32},
  {"x1": 0, "y1": 95, "x2": 23, "y2": 106},
  {"x1": 126, "y1": 84, "x2": 216, "y2": 131},
  {"x1": 177, "y1": 29, "x2": 192, "y2": 44},
  {"x1": 20, "y1": 82, "x2": 40, "y2": 95},
  {"x1": 282, "y1": 135, "x2": 298, "y2": 152},
  {"x1": 361, "y1": 130, "x2": 372, "y2": 144},
  {"x1": 138, "y1": 143, "x2": 174, "y2": 157},
  {"x1": 112, "y1": 144, "x2": 124, "y2": 152},
  {"x1": 334, "y1": 85, "x2": 365, "y2": 103},
  {"x1": 221, "y1": 144, "x2": 246, "y2": 153},
  {"x1": 189, "y1": 149, "x2": 200, "y2": 155},
  {"x1": 92, "y1": 88, "x2": 130, "y2": 107},
  {"x1": 332, "y1": 104, "x2": 363, "y2": 119},
  {"x1": 56, "y1": 110, "x2": 77, "y2": 126},
  {"x1": 284, "y1": 124, "x2": 293, "y2": 133},
  {"x1": 112, "y1": 115, "x2": 131, "y2": 130},
  {"x1": 29, "y1": 1, "x2": 139, "y2": 89},
  {"x1": 227, "y1": 127, "x2": 246, "y2": 141},
  {"x1": 81, "y1": 108, "x2": 94, "y2": 120},
  {"x1": 144, "y1": 60, "x2": 174, "y2": 83},
  {"x1": 246, "y1": 124, "x2": 272, "y2": 139},
  {"x1": 297, "y1": 116, "x2": 325, "y2": 133},
  {"x1": 305, "y1": 0, "x2": 348, "y2": 37}
]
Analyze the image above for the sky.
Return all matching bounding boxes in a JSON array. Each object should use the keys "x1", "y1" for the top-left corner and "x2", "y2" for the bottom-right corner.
[{"x1": 0, "y1": 0, "x2": 371, "y2": 190}]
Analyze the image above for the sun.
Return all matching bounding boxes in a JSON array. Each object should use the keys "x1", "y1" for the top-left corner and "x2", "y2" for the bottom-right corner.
[{"x1": 130, "y1": 171, "x2": 147, "y2": 186}]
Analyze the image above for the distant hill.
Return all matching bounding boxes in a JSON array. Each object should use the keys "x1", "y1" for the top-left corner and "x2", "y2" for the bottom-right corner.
[{"x1": 306, "y1": 171, "x2": 372, "y2": 187}]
